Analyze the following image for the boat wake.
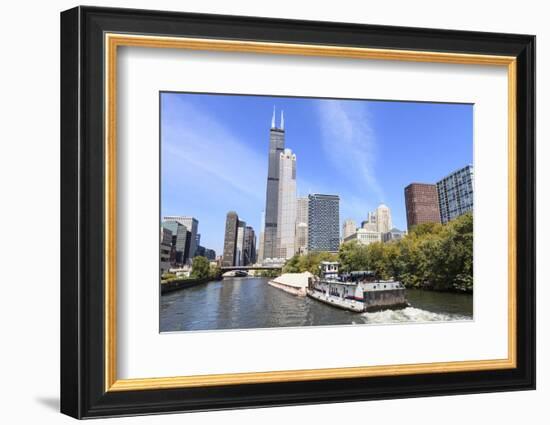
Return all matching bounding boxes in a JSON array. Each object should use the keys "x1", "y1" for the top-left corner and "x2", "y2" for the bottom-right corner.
[{"x1": 361, "y1": 307, "x2": 471, "y2": 324}]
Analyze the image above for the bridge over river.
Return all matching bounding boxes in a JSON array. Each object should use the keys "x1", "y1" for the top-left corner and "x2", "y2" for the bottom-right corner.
[
  {"x1": 220, "y1": 265, "x2": 282, "y2": 272},
  {"x1": 220, "y1": 265, "x2": 282, "y2": 278}
]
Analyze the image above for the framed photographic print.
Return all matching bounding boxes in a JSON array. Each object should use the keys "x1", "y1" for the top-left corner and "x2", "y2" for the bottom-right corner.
[{"x1": 60, "y1": 6, "x2": 535, "y2": 419}]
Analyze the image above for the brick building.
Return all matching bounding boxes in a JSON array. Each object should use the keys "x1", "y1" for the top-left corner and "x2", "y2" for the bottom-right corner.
[{"x1": 404, "y1": 183, "x2": 441, "y2": 231}]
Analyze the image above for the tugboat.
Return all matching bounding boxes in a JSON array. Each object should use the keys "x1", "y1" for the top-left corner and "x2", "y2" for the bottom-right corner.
[{"x1": 307, "y1": 261, "x2": 408, "y2": 313}]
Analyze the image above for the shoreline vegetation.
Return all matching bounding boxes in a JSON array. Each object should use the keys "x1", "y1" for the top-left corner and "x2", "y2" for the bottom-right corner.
[
  {"x1": 161, "y1": 276, "x2": 217, "y2": 294},
  {"x1": 161, "y1": 256, "x2": 222, "y2": 287},
  {"x1": 161, "y1": 213, "x2": 472, "y2": 295},
  {"x1": 284, "y1": 212, "x2": 473, "y2": 294},
  {"x1": 257, "y1": 269, "x2": 280, "y2": 278}
]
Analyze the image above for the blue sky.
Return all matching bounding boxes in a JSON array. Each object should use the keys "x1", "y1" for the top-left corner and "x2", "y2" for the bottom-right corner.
[{"x1": 161, "y1": 92, "x2": 473, "y2": 256}]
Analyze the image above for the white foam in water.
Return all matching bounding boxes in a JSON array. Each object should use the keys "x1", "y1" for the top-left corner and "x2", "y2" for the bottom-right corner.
[{"x1": 361, "y1": 307, "x2": 470, "y2": 324}]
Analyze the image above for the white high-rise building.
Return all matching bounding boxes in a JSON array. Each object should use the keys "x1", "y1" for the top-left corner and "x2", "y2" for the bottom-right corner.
[
  {"x1": 295, "y1": 197, "x2": 309, "y2": 254},
  {"x1": 296, "y1": 196, "x2": 308, "y2": 224},
  {"x1": 276, "y1": 148, "x2": 297, "y2": 259},
  {"x1": 362, "y1": 222, "x2": 378, "y2": 232},
  {"x1": 361, "y1": 212, "x2": 378, "y2": 232},
  {"x1": 375, "y1": 204, "x2": 392, "y2": 234},
  {"x1": 342, "y1": 219, "x2": 357, "y2": 240},
  {"x1": 367, "y1": 211, "x2": 377, "y2": 225},
  {"x1": 343, "y1": 228, "x2": 382, "y2": 246},
  {"x1": 235, "y1": 220, "x2": 246, "y2": 266}
]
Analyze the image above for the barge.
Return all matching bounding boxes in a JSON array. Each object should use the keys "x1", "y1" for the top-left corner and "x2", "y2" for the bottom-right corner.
[
  {"x1": 307, "y1": 262, "x2": 408, "y2": 313},
  {"x1": 268, "y1": 272, "x2": 313, "y2": 296}
]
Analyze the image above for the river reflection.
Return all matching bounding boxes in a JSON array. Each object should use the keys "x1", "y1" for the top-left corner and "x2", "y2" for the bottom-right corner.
[{"x1": 160, "y1": 277, "x2": 473, "y2": 332}]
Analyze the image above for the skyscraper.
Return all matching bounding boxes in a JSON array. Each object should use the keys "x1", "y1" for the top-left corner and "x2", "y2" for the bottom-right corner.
[
  {"x1": 160, "y1": 227, "x2": 173, "y2": 273},
  {"x1": 375, "y1": 204, "x2": 392, "y2": 234},
  {"x1": 263, "y1": 108, "x2": 285, "y2": 260},
  {"x1": 367, "y1": 211, "x2": 377, "y2": 226},
  {"x1": 204, "y1": 249, "x2": 216, "y2": 261},
  {"x1": 276, "y1": 148, "x2": 297, "y2": 259},
  {"x1": 361, "y1": 218, "x2": 377, "y2": 232},
  {"x1": 308, "y1": 194, "x2": 340, "y2": 252},
  {"x1": 342, "y1": 219, "x2": 357, "y2": 240},
  {"x1": 222, "y1": 211, "x2": 239, "y2": 267},
  {"x1": 436, "y1": 165, "x2": 474, "y2": 224},
  {"x1": 163, "y1": 216, "x2": 199, "y2": 259},
  {"x1": 295, "y1": 197, "x2": 309, "y2": 254},
  {"x1": 162, "y1": 220, "x2": 189, "y2": 265},
  {"x1": 183, "y1": 230, "x2": 192, "y2": 264},
  {"x1": 235, "y1": 220, "x2": 246, "y2": 266},
  {"x1": 404, "y1": 183, "x2": 441, "y2": 230},
  {"x1": 243, "y1": 226, "x2": 257, "y2": 265},
  {"x1": 360, "y1": 211, "x2": 378, "y2": 232}
]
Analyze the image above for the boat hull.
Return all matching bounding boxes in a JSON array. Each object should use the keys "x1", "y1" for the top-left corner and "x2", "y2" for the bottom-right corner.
[
  {"x1": 310, "y1": 262, "x2": 409, "y2": 313},
  {"x1": 307, "y1": 287, "x2": 408, "y2": 313},
  {"x1": 364, "y1": 301, "x2": 409, "y2": 313},
  {"x1": 362, "y1": 287, "x2": 408, "y2": 312},
  {"x1": 306, "y1": 289, "x2": 364, "y2": 312}
]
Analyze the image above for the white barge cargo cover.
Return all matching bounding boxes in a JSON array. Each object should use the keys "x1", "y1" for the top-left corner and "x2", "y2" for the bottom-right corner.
[{"x1": 268, "y1": 272, "x2": 313, "y2": 296}]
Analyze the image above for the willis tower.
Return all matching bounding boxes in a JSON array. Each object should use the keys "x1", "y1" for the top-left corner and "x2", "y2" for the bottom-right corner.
[{"x1": 263, "y1": 107, "x2": 285, "y2": 260}]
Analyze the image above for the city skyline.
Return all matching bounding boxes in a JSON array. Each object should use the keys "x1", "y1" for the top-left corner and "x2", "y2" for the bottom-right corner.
[{"x1": 161, "y1": 92, "x2": 473, "y2": 255}]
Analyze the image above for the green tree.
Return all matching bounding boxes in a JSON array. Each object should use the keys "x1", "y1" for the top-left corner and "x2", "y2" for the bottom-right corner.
[
  {"x1": 366, "y1": 242, "x2": 392, "y2": 279},
  {"x1": 338, "y1": 240, "x2": 370, "y2": 273},
  {"x1": 443, "y1": 212, "x2": 473, "y2": 291},
  {"x1": 335, "y1": 212, "x2": 473, "y2": 293},
  {"x1": 304, "y1": 251, "x2": 339, "y2": 276},
  {"x1": 409, "y1": 221, "x2": 444, "y2": 237},
  {"x1": 209, "y1": 264, "x2": 222, "y2": 279},
  {"x1": 190, "y1": 256, "x2": 210, "y2": 279},
  {"x1": 281, "y1": 251, "x2": 338, "y2": 275},
  {"x1": 282, "y1": 254, "x2": 301, "y2": 273},
  {"x1": 383, "y1": 240, "x2": 402, "y2": 280},
  {"x1": 258, "y1": 269, "x2": 280, "y2": 278}
]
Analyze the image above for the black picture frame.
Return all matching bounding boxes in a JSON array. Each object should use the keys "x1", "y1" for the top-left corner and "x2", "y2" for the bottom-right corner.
[{"x1": 61, "y1": 5, "x2": 535, "y2": 419}]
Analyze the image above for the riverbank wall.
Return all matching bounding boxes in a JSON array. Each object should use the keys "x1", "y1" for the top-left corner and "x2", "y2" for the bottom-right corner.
[{"x1": 161, "y1": 277, "x2": 220, "y2": 294}]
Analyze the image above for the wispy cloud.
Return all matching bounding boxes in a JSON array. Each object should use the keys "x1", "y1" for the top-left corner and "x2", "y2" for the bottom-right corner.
[
  {"x1": 317, "y1": 100, "x2": 384, "y2": 204},
  {"x1": 161, "y1": 96, "x2": 268, "y2": 253},
  {"x1": 162, "y1": 97, "x2": 266, "y2": 205}
]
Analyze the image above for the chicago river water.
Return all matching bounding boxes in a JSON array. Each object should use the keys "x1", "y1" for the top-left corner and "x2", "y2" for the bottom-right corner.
[{"x1": 160, "y1": 277, "x2": 473, "y2": 332}]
